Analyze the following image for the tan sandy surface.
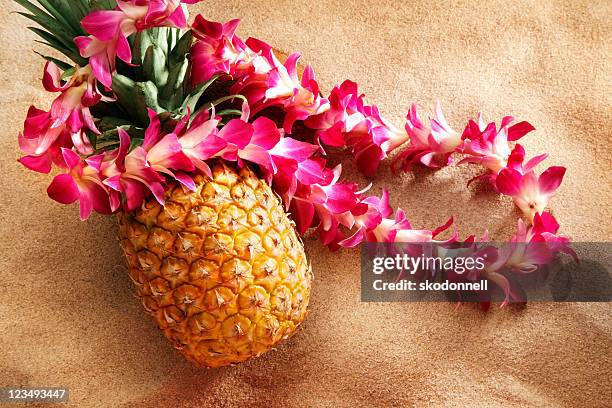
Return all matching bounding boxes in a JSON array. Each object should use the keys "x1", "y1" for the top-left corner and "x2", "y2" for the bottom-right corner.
[{"x1": 1, "y1": 1, "x2": 611, "y2": 407}]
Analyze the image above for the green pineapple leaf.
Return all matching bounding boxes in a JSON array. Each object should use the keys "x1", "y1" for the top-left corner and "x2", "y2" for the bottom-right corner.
[
  {"x1": 33, "y1": 51, "x2": 73, "y2": 70},
  {"x1": 112, "y1": 74, "x2": 163, "y2": 126},
  {"x1": 123, "y1": 27, "x2": 202, "y2": 115},
  {"x1": 90, "y1": 0, "x2": 117, "y2": 10},
  {"x1": 13, "y1": 0, "x2": 119, "y2": 66},
  {"x1": 181, "y1": 75, "x2": 221, "y2": 114}
]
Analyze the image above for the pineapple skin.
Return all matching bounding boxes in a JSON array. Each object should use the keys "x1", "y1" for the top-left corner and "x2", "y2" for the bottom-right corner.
[{"x1": 117, "y1": 162, "x2": 312, "y2": 368}]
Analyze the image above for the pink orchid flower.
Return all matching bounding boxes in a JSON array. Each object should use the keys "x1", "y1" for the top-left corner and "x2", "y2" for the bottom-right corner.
[
  {"x1": 495, "y1": 166, "x2": 566, "y2": 220},
  {"x1": 101, "y1": 128, "x2": 178, "y2": 211},
  {"x1": 337, "y1": 190, "x2": 390, "y2": 247},
  {"x1": 216, "y1": 117, "x2": 281, "y2": 173},
  {"x1": 76, "y1": 0, "x2": 201, "y2": 87},
  {"x1": 42, "y1": 62, "x2": 102, "y2": 153},
  {"x1": 516, "y1": 212, "x2": 577, "y2": 261},
  {"x1": 190, "y1": 16, "x2": 271, "y2": 84},
  {"x1": 176, "y1": 110, "x2": 226, "y2": 176},
  {"x1": 458, "y1": 114, "x2": 536, "y2": 173},
  {"x1": 289, "y1": 165, "x2": 365, "y2": 244},
  {"x1": 393, "y1": 103, "x2": 462, "y2": 172},
  {"x1": 482, "y1": 212, "x2": 572, "y2": 305},
  {"x1": 18, "y1": 106, "x2": 70, "y2": 173},
  {"x1": 139, "y1": 111, "x2": 197, "y2": 190},
  {"x1": 47, "y1": 148, "x2": 112, "y2": 220},
  {"x1": 18, "y1": 62, "x2": 102, "y2": 169},
  {"x1": 305, "y1": 80, "x2": 406, "y2": 177},
  {"x1": 18, "y1": 130, "x2": 70, "y2": 174},
  {"x1": 268, "y1": 139, "x2": 322, "y2": 203}
]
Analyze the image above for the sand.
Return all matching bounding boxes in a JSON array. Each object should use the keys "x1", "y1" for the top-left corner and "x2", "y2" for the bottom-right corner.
[{"x1": 0, "y1": 0, "x2": 611, "y2": 407}]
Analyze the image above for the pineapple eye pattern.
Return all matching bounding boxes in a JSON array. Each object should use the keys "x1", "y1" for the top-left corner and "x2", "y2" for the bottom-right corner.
[{"x1": 119, "y1": 162, "x2": 311, "y2": 367}]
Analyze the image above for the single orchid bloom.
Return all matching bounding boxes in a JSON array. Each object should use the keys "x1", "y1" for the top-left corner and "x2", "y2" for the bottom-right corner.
[
  {"x1": 76, "y1": 0, "x2": 201, "y2": 87},
  {"x1": 484, "y1": 212, "x2": 569, "y2": 283},
  {"x1": 176, "y1": 109, "x2": 226, "y2": 176},
  {"x1": 42, "y1": 62, "x2": 102, "y2": 153},
  {"x1": 459, "y1": 114, "x2": 535, "y2": 173},
  {"x1": 290, "y1": 165, "x2": 365, "y2": 246},
  {"x1": 518, "y1": 212, "x2": 577, "y2": 261},
  {"x1": 215, "y1": 116, "x2": 280, "y2": 174},
  {"x1": 336, "y1": 190, "x2": 391, "y2": 247},
  {"x1": 47, "y1": 148, "x2": 113, "y2": 220},
  {"x1": 18, "y1": 109, "x2": 72, "y2": 174},
  {"x1": 495, "y1": 166, "x2": 566, "y2": 220},
  {"x1": 190, "y1": 16, "x2": 270, "y2": 84},
  {"x1": 285, "y1": 66, "x2": 330, "y2": 133},
  {"x1": 272, "y1": 156, "x2": 331, "y2": 207},
  {"x1": 18, "y1": 107, "x2": 66, "y2": 167},
  {"x1": 478, "y1": 212, "x2": 576, "y2": 307},
  {"x1": 75, "y1": 11, "x2": 132, "y2": 88},
  {"x1": 17, "y1": 105, "x2": 92, "y2": 171},
  {"x1": 117, "y1": 0, "x2": 198, "y2": 30},
  {"x1": 345, "y1": 104, "x2": 406, "y2": 178},
  {"x1": 305, "y1": 80, "x2": 365, "y2": 146},
  {"x1": 393, "y1": 103, "x2": 461, "y2": 172},
  {"x1": 102, "y1": 129, "x2": 167, "y2": 210}
]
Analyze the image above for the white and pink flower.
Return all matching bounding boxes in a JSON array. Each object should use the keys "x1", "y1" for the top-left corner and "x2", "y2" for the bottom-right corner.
[
  {"x1": 393, "y1": 103, "x2": 462, "y2": 172},
  {"x1": 305, "y1": 80, "x2": 407, "y2": 177},
  {"x1": 495, "y1": 165, "x2": 566, "y2": 220},
  {"x1": 458, "y1": 114, "x2": 535, "y2": 173},
  {"x1": 47, "y1": 149, "x2": 113, "y2": 220},
  {"x1": 190, "y1": 16, "x2": 271, "y2": 84}
]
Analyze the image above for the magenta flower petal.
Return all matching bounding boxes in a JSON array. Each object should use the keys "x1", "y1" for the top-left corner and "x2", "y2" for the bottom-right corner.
[
  {"x1": 165, "y1": 4, "x2": 188, "y2": 28},
  {"x1": 174, "y1": 171, "x2": 196, "y2": 191},
  {"x1": 122, "y1": 179, "x2": 147, "y2": 211},
  {"x1": 87, "y1": 45, "x2": 113, "y2": 87},
  {"x1": 61, "y1": 148, "x2": 81, "y2": 170},
  {"x1": 81, "y1": 10, "x2": 125, "y2": 41},
  {"x1": 270, "y1": 137, "x2": 319, "y2": 162},
  {"x1": 290, "y1": 198, "x2": 316, "y2": 235},
  {"x1": 338, "y1": 228, "x2": 366, "y2": 248},
  {"x1": 538, "y1": 166, "x2": 566, "y2": 195},
  {"x1": 507, "y1": 121, "x2": 535, "y2": 141},
  {"x1": 116, "y1": 33, "x2": 133, "y2": 64},
  {"x1": 523, "y1": 153, "x2": 548, "y2": 173},
  {"x1": 42, "y1": 62, "x2": 66, "y2": 92},
  {"x1": 532, "y1": 211, "x2": 560, "y2": 235},
  {"x1": 495, "y1": 168, "x2": 522, "y2": 196},
  {"x1": 251, "y1": 117, "x2": 281, "y2": 150},
  {"x1": 47, "y1": 173, "x2": 79, "y2": 204},
  {"x1": 217, "y1": 119, "x2": 254, "y2": 149},
  {"x1": 18, "y1": 154, "x2": 53, "y2": 173}
]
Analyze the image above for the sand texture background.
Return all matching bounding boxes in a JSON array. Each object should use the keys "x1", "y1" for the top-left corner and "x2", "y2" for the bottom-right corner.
[{"x1": 1, "y1": 0, "x2": 611, "y2": 407}]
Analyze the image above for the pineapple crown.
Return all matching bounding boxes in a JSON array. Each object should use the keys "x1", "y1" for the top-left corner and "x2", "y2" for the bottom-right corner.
[{"x1": 15, "y1": 0, "x2": 572, "y2": 305}]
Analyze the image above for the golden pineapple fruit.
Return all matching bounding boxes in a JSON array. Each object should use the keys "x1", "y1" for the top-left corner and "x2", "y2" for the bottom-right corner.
[{"x1": 117, "y1": 161, "x2": 312, "y2": 367}]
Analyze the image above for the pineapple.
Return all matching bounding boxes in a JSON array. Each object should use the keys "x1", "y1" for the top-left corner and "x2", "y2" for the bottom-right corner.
[
  {"x1": 117, "y1": 161, "x2": 312, "y2": 367},
  {"x1": 16, "y1": 0, "x2": 313, "y2": 367}
]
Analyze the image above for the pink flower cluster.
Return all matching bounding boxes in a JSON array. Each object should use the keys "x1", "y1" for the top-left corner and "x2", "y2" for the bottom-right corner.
[
  {"x1": 187, "y1": 16, "x2": 573, "y2": 304},
  {"x1": 17, "y1": 4, "x2": 573, "y2": 306}
]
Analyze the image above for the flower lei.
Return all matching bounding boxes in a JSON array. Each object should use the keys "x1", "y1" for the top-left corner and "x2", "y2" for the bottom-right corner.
[{"x1": 17, "y1": 1, "x2": 574, "y2": 307}]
